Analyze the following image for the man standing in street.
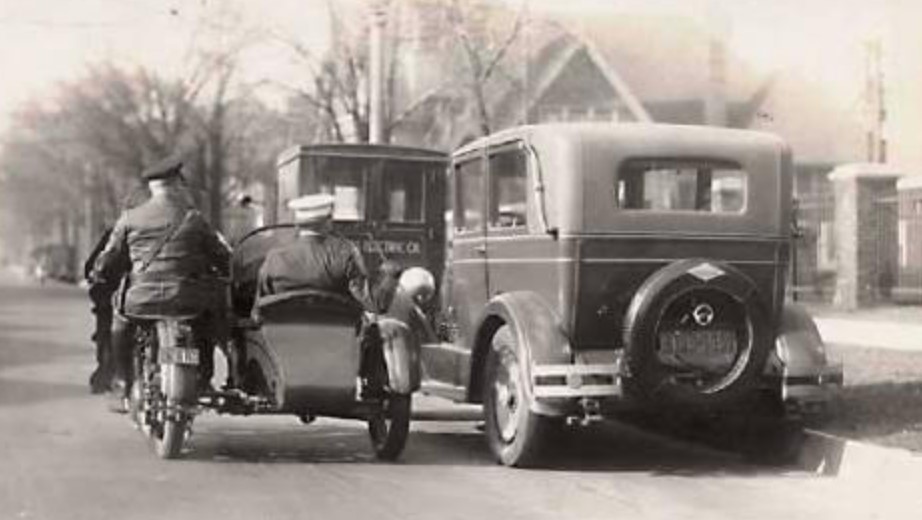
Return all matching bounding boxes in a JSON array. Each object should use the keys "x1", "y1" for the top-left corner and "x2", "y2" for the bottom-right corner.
[
  {"x1": 92, "y1": 154, "x2": 231, "y2": 410},
  {"x1": 84, "y1": 188, "x2": 150, "y2": 394}
]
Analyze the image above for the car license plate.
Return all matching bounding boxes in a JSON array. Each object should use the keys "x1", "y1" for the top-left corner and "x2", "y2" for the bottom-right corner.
[
  {"x1": 658, "y1": 330, "x2": 737, "y2": 368},
  {"x1": 159, "y1": 347, "x2": 200, "y2": 366}
]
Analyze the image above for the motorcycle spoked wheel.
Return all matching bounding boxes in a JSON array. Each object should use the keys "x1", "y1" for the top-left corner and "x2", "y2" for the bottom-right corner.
[
  {"x1": 131, "y1": 328, "x2": 194, "y2": 460},
  {"x1": 368, "y1": 393, "x2": 411, "y2": 461}
]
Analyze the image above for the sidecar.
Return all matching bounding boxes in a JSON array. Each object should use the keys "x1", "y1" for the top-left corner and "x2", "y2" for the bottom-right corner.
[{"x1": 219, "y1": 225, "x2": 419, "y2": 460}]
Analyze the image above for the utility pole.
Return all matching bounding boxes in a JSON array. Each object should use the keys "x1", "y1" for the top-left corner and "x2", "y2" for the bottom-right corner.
[
  {"x1": 705, "y1": 0, "x2": 728, "y2": 127},
  {"x1": 864, "y1": 38, "x2": 887, "y2": 163},
  {"x1": 368, "y1": 0, "x2": 389, "y2": 144}
]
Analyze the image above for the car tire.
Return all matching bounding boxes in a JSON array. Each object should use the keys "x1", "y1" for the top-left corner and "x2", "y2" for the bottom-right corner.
[
  {"x1": 622, "y1": 259, "x2": 773, "y2": 409},
  {"x1": 483, "y1": 325, "x2": 549, "y2": 468}
]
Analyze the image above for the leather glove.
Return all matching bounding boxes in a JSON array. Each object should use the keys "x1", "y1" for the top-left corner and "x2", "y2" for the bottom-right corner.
[{"x1": 379, "y1": 260, "x2": 403, "y2": 279}]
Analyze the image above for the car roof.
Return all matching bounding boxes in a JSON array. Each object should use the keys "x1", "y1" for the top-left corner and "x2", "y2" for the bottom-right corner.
[
  {"x1": 279, "y1": 143, "x2": 447, "y2": 169},
  {"x1": 452, "y1": 123, "x2": 785, "y2": 157}
]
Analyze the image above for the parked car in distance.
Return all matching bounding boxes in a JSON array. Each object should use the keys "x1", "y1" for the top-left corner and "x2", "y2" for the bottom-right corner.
[{"x1": 391, "y1": 123, "x2": 843, "y2": 467}]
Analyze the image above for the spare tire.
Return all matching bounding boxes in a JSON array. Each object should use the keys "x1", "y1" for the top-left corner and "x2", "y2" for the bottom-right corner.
[{"x1": 622, "y1": 259, "x2": 772, "y2": 409}]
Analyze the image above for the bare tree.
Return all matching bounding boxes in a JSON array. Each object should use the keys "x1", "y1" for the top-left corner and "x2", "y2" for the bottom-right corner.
[
  {"x1": 445, "y1": 0, "x2": 529, "y2": 137},
  {"x1": 275, "y1": 0, "x2": 455, "y2": 144}
]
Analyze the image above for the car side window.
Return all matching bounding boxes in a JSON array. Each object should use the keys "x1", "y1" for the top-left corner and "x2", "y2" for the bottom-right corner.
[
  {"x1": 488, "y1": 147, "x2": 528, "y2": 230},
  {"x1": 455, "y1": 156, "x2": 484, "y2": 233}
]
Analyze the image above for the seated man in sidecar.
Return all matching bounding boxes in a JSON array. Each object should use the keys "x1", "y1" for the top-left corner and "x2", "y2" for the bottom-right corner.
[
  {"x1": 255, "y1": 193, "x2": 401, "y2": 395},
  {"x1": 256, "y1": 194, "x2": 395, "y2": 310}
]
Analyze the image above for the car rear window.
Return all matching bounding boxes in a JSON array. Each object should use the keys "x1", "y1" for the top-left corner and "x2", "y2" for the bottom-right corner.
[{"x1": 615, "y1": 159, "x2": 747, "y2": 213}]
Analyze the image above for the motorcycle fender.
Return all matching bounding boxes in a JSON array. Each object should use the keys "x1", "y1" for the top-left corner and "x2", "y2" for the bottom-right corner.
[
  {"x1": 161, "y1": 363, "x2": 198, "y2": 404},
  {"x1": 377, "y1": 317, "x2": 420, "y2": 394}
]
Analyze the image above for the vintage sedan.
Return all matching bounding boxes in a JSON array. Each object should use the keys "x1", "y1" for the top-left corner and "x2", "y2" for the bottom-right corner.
[{"x1": 392, "y1": 123, "x2": 842, "y2": 466}]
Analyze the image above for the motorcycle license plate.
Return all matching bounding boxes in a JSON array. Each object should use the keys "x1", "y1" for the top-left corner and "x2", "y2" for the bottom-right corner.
[{"x1": 159, "y1": 347, "x2": 200, "y2": 366}]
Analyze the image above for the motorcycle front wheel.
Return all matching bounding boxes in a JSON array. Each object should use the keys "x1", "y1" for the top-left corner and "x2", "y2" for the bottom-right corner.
[
  {"x1": 152, "y1": 412, "x2": 188, "y2": 460},
  {"x1": 368, "y1": 394, "x2": 411, "y2": 461}
]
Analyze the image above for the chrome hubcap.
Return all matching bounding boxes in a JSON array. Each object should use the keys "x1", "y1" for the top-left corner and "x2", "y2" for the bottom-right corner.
[{"x1": 493, "y1": 350, "x2": 522, "y2": 443}]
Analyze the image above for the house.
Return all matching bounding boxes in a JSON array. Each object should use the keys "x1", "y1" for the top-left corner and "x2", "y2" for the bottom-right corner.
[{"x1": 383, "y1": 3, "x2": 922, "y2": 305}]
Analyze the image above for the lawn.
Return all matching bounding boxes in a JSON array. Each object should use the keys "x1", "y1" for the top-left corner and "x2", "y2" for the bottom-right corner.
[{"x1": 822, "y1": 343, "x2": 922, "y2": 452}]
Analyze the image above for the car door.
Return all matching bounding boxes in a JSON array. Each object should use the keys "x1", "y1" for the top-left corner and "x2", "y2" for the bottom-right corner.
[
  {"x1": 421, "y1": 151, "x2": 489, "y2": 388},
  {"x1": 484, "y1": 141, "x2": 558, "y2": 302}
]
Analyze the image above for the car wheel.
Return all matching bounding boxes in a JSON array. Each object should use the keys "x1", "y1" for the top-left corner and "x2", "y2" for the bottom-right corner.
[
  {"x1": 623, "y1": 259, "x2": 773, "y2": 409},
  {"x1": 483, "y1": 325, "x2": 548, "y2": 467}
]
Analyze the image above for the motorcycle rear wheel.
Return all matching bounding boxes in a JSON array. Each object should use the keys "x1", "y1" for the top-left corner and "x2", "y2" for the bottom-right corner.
[{"x1": 368, "y1": 394, "x2": 411, "y2": 461}]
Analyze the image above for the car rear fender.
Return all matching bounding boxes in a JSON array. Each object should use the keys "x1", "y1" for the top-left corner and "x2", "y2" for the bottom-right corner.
[
  {"x1": 470, "y1": 291, "x2": 572, "y2": 415},
  {"x1": 772, "y1": 303, "x2": 829, "y2": 374}
]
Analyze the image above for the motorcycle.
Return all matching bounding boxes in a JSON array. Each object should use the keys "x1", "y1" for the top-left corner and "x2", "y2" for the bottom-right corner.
[{"x1": 127, "y1": 224, "x2": 420, "y2": 461}]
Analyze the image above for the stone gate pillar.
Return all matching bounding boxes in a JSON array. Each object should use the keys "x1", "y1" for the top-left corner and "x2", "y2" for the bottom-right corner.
[{"x1": 829, "y1": 164, "x2": 902, "y2": 310}]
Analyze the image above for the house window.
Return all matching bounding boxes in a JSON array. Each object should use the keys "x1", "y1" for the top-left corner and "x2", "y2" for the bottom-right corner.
[
  {"x1": 591, "y1": 107, "x2": 615, "y2": 121},
  {"x1": 538, "y1": 106, "x2": 567, "y2": 123},
  {"x1": 488, "y1": 147, "x2": 528, "y2": 229}
]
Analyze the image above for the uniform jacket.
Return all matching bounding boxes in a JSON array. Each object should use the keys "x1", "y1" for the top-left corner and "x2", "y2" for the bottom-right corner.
[
  {"x1": 93, "y1": 192, "x2": 231, "y2": 318},
  {"x1": 257, "y1": 233, "x2": 395, "y2": 313}
]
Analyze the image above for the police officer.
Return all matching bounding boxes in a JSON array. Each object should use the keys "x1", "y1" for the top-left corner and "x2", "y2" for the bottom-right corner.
[
  {"x1": 92, "y1": 154, "x2": 231, "y2": 411},
  {"x1": 257, "y1": 193, "x2": 398, "y2": 312}
]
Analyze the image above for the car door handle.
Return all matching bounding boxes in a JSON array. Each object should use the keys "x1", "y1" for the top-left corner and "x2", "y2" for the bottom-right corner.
[{"x1": 475, "y1": 244, "x2": 486, "y2": 255}]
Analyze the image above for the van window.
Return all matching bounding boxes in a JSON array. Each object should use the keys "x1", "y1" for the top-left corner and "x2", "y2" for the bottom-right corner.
[
  {"x1": 616, "y1": 159, "x2": 747, "y2": 213},
  {"x1": 303, "y1": 156, "x2": 368, "y2": 221},
  {"x1": 382, "y1": 160, "x2": 427, "y2": 223},
  {"x1": 455, "y1": 157, "x2": 484, "y2": 232},
  {"x1": 488, "y1": 148, "x2": 528, "y2": 229}
]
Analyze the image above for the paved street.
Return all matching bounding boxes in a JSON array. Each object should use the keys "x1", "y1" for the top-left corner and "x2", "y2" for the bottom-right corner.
[{"x1": 1, "y1": 273, "x2": 920, "y2": 520}]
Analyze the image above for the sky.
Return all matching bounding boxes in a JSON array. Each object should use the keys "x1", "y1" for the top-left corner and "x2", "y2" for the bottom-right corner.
[{"x1": 0, "y1": 0, "x2": 911, "y2": 134}]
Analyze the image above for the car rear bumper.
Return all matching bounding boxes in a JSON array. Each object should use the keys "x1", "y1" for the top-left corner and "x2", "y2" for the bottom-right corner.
[
  {"x1": 531, "y1": 362, "x2": 622, "y2": 400},
  {"x1": 780, "y1": 363, "x2": 843, "y2": 407}
]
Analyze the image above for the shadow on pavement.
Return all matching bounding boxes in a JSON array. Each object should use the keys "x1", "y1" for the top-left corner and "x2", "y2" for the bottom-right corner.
[
  {"x1": 822, "y1": 381, "x2": 922, "y2": 450},
  {"x1": 178, "y1": 417, "x2": 794, "y2": 477}
]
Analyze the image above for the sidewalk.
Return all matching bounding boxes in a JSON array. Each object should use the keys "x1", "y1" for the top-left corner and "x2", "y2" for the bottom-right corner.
[{"x1": 807, "y1": 304, "x2": 922, "y2": 351}]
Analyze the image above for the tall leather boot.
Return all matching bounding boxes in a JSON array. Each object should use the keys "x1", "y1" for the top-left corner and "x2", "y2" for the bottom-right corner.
[{"x1": 108, "y1": 316, "x2": 135, "y2": 413}]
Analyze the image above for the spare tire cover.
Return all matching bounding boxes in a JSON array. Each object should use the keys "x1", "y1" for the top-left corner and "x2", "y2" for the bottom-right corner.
[{"x1": 622, "y1": 258, "x2": 772, "y2": 409}]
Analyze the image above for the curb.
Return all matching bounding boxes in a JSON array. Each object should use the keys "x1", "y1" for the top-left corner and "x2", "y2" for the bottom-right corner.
[
  {"x1": 798, "y1": 429, "x2": 922, "y2": 478},
  {"x1": 815, "y1": 317, "x2": 922, "y2": 351}
]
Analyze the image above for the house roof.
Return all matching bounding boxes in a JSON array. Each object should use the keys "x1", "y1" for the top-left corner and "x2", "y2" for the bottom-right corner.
[
  {"x1": 568, "y1": 14, "x2": 763, "y2": 103},
  {"x1": 486, "y1": 13, "x2": 771, "y2": 128}
]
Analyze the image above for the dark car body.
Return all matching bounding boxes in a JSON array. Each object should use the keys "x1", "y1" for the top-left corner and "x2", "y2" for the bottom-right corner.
[{"x1": 392, "y1": 123, "x2": 841, "y2": 465}]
